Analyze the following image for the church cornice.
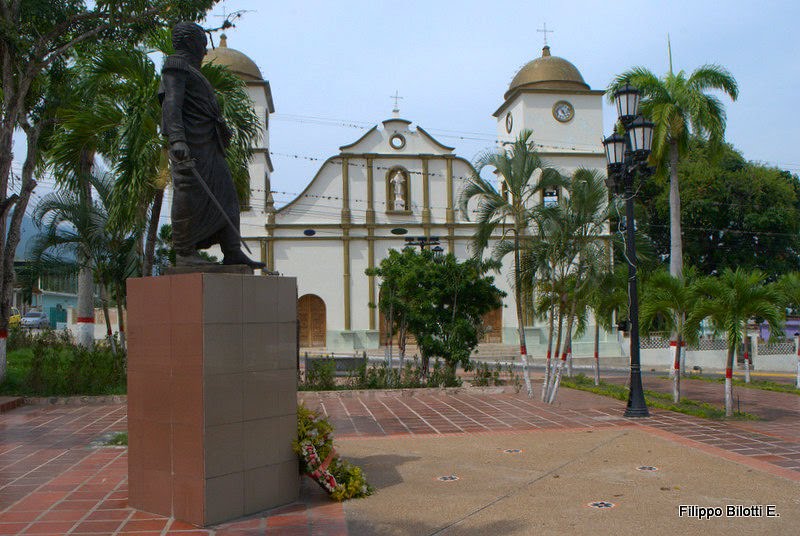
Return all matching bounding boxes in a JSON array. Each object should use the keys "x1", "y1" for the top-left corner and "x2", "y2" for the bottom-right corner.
[
  {"x1": 338, "y1": 126, "x2": 378, "y2": 151},
  {"x1": 415, "y1": 126, "x2": 455, "y2": 152},
  {"x1": 493, "y1": 87, "x2": 605, "y2": 117}
]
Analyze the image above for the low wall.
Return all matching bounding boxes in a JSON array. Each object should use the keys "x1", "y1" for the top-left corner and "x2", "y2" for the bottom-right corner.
[{"x1": 640, "y1": 346, "x2": 800, "y2": 373}]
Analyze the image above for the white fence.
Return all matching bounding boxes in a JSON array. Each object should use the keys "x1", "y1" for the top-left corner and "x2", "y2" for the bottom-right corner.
[{"x1": 627, "y1": 333, "x2": 799, "y2": 373}]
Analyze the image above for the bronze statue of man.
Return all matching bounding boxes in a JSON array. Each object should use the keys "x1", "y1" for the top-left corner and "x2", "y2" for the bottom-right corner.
[{"x1": 159, "y1": 21, "x2": 264, "y2": 269}]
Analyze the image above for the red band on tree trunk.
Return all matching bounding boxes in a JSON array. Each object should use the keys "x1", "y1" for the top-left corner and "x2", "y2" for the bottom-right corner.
[
  {"x1": 726, "y1": 367, "x2": 733, "y2": 378},
  {"x1": 669, "y1": 340, "x2": 677, "y2": 346},
  {"x1": 520, "y1": 345, "x2": 527, "y2": 355},
  {"x1": 77, "y1": 317, "x2": 95, "y2": 323},
  {"x1": 546, "y1": 350, "x2": 551, "y2": 359},
  {"x1": 0, "y1": 329, "x2": 7, "y2": 338}
]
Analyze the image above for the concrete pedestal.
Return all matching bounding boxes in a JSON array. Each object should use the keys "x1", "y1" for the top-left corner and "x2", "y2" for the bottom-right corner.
[{"x1": 126, "y1": 273, "x2": 299, "y2": 526}]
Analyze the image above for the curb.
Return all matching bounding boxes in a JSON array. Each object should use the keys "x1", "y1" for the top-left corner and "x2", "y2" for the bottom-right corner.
[
  {"x1": 0, "y1": 396, "x2": 24, "y2": 413},
  {"x1": 24, "y1": 395, "x2": 127, "y2": 406}
]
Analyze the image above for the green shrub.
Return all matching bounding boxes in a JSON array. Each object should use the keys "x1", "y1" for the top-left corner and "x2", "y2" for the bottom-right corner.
[
  {"x1": 302, "y1": 358, "x2": 336, "y2": 391},
  {"x1": 2, "y1": 330, "x2": 127, "y2": 396},
  {"x1": 7, "y1": 326, "x2": 36, "y2": 352}
]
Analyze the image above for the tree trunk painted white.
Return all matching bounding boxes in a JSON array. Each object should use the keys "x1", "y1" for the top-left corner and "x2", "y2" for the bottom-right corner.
[
  {"x1": 566, "y1": 336, "x2": 573, "y2": 378},
  {"x1": 725, "y1": 346, "x2": 735, "y2": 417},
  {"x1": 76, "y1": 266, "x2": 94, "y2": 349},
  {"x1": 593, "y1": 322, "x2": 600, "y2": 386},
  {"x1": 542, "y1": 302, "x2": 555, "y2": 401},
  {"x1": 795, "y1": 335, "x2": 800, "y2": 389},
  {"x1": 545, "y1": 310, "x2": 565, "y2": 401},
  {"x1": 742, "y1": 329, "x2": 751, "y2": 384},
  {"x1": 76, "y1": 152, "x2": 95, "y2": 349},
  {"x1": 100, "y1": 286, "x2": 116, "y2": 354},
  {"x1": 548, "y1": 359, "x2": 565, "y2": 405},
  {"x1": 680, "y1": 342, "x2": 686, "y2": 376},
  {"x1": 672, "y1": 337, "x2": 681, "y2": 403},
  {"x1": 548, "y1": 313, "x2": 575, "y2": 404},
  {"x1": 668, "y1": 142, "x2": 683, "y2": 280},
  {"x1": 116, "y1": 283, "x2": 126, "y2": 353},
  {"x1": 0, "y1": 332, "x2": 6, "y2": 382},
  {"x1": 514, "y1": 233, "x2": 533, "y2": 398}
]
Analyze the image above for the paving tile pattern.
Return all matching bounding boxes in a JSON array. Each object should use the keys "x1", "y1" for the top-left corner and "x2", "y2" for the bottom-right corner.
[
  {"x1": 0, "y1": 404, "x2": 344, "y2": 535},
  {"x1": 299, "y1": 383, "x2": 800, "y2": 474},
  {"x1": 1, "y1": 380, "x2": 799, "y2": 535}
]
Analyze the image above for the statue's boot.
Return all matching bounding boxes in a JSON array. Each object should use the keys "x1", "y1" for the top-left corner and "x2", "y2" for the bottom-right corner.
[
  {"x1": 222, "y1": 248, "x2": 266, "y2": 269},
  {"x1": 220, "y1": 225, "x2": 266, "y2": 269}
]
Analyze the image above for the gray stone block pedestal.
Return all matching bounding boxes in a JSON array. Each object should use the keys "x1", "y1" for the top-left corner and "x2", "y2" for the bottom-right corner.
[{"x1": 126, "y1": 273, "x2": 299, "y2": 527}]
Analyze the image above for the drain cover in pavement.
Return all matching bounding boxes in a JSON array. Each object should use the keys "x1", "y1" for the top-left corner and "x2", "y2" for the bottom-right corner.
[
  {"x1": 588, "y1": 501, "x2": 615, "y2": 509},
  {"x1": 437, "y1": 475, "x2": 459, "y2": 482},
  {"x1": 503, "y1": 449, "x2": 523, "y2": 454},
  {"x1": 637, "y1": 466, "x2": 658, "y2": 471}
]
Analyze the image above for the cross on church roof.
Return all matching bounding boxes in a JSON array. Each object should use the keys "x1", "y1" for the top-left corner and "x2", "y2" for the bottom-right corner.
[
  {"x1": 391, "y1": 90, "x2": 404, "y2": 116},
  {"x1": 537, "y1": 23, "x2": 553, "y2": 47},
  {"x1": 213, "y1": 0, "x2": 230, "y2": 22}
]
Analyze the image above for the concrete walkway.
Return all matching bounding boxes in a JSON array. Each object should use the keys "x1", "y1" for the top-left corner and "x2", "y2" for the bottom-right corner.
[{"x1": 0, "y1": 381, "x2": 798, "y2": 535}]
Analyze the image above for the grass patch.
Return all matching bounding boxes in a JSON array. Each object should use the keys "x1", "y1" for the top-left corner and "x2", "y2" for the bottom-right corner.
[
  {"x1": 680, "y1": 375, "x2": 800, "y2": 396},
  {"x1": 0, "y1": 349, "x2": 34, "y2": 395},
  {"x1": 561, "y1": 374, "x2": 758, "y2": 421},
  {"x1": 106, "y1": 432, "x2": 128, "y2": 446},
  {"x1": 0, "y1": 331, "x2": 126, "y2": 396}
]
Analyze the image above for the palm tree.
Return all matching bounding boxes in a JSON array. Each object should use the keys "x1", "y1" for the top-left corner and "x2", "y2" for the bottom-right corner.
[
  {"x1": 609, "y1": 63, "x2": 738, "y2": 280},
  {"x1": 640, "y1": 269, "x2": 700, "y2": 402},
  {"x1": 458, "y1": 130, "x2": 564, "y2": 398},
  {"x1": 46, "y1": 32, "x2": 260, "y2": 277},
  {"x1": 587, "y1": 264, "x2": 628, "y2": 386},
  {"x1": 690, "y1": 268, "x2": 783, "y2": 416},
  {"x1": 541, "y1": 169, "x2": 609, "y2": 404},
  {"x1": 30, "y1": 171, "x2": 138, "y2": 353}
]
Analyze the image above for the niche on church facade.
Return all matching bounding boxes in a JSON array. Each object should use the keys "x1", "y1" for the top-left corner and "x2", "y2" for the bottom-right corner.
[{"x1": 385, "y1": 167, "x2": 411, "y2": 213}]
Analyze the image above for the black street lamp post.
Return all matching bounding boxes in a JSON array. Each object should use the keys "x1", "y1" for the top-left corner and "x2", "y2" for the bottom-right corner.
[{"x1": 603, "y1": 83, "x2": 654, "y2": 418}]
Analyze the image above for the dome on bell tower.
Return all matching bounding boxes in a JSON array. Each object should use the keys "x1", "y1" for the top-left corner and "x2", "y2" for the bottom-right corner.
[
  {"x1": 505, "y1": 46, "x2": 589, "y2": 99},
  {"x1": 203, "y1": 33, "x2": 263, "y2": 81}
]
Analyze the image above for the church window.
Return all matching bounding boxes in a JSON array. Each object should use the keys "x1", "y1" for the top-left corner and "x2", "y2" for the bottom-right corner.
[
  {"x1": 389, "y1": 133, "x2": 406, "y2": 150},
  {"x1": 386, "y1": 167, "x2": 411, "y2": 212}
]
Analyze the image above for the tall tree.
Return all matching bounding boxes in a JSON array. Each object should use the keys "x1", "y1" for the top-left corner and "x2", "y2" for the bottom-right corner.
[
  {"x1": 642, "y1": 140, "x2": 800, "y2": 278},
  {"x1": 458, "y1": 130, "x2": 564, "y2": 397},
  {"x1": 609, "y1": 62, "x2": 738, "y2": 280},
  {"x1": 0, "y1": 0, "x2": 217, "y2": 381},
  {"x1": 690, "y1": 268, "x2": 783, "y2": 416}
]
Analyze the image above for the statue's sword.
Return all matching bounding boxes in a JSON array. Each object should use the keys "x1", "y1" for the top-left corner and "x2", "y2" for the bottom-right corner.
[{"x1": 173, "y1": 158, "x2": 252, "y2": 254}]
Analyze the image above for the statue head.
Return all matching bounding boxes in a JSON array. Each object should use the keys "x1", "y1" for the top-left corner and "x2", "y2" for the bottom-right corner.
[{"x1": 172, "y1": 22, "x2": 207, "y2": 64}]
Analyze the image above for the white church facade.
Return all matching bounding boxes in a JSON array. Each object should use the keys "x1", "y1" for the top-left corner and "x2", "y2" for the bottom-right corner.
[{"x1": 204, "y1": 39, "x2": 616, "y2": 353}]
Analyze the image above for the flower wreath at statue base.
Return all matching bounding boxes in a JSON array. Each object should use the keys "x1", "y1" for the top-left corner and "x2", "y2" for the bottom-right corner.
[{"x1": 294, "y1": 404, "x2": 373, "y2": 501}]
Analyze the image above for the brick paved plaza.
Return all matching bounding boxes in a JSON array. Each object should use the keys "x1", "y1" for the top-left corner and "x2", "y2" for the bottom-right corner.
[{"x1": 0, "y1": 378, "x2": 798, "y2": 535}]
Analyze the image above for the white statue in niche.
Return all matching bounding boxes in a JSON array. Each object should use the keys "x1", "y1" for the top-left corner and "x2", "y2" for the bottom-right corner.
[{"x1": 391, "y1": 170, "x2": 406, "y2": 210}]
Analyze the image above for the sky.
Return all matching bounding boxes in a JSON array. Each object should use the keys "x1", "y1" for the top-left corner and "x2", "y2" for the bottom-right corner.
[
  {"x1": 192, "y1": 0, "x2": 800, "y2": 211},
  {"x1": 12, "y1": 0, "x2": 800, "y2": 215}
]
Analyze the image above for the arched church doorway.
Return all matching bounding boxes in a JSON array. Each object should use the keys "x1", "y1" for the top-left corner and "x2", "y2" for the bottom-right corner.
[
  {"x1": 481, "y1": 307, "x2": 503, "y2": 343},
  {"x1": 298, "y1": 294, "x2": 326, "y2": 347}
]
